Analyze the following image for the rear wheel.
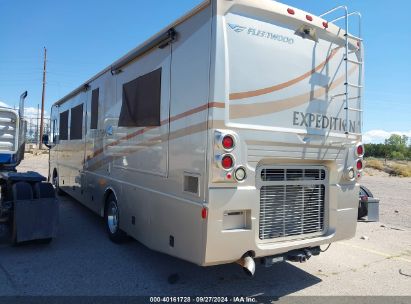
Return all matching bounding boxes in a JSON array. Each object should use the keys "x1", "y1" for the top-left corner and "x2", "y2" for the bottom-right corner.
[
  {"x1": 52, "y1": 170, "x2": 65, "y2": 196},
  {"x1": 360, "y1": 186, "x2": 373, "y2": 198},
  {"x1": 358, "y1": 186, "x2": 374, "y2": 219},
  {"x1": 358, "y1": 201, "x2": 368, "y2": 219},
  {"x1": 105, "y1": 194, "x2": 127, "y2": 243},
  {"x1": 11, "y1": 214, "x2": 18, "y2": 245}
]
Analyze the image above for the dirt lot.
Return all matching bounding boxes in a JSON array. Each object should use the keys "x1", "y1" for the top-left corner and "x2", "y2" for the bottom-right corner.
[
  {"x1": 0, "y1": 153, "x2": 410, "y2": 297},
  {"x1": 362, "y1": 175, "x2": 411, "y2": 229}
]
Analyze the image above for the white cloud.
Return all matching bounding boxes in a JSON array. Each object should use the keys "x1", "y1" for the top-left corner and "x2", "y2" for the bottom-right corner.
[
  {"x1": 0, "y1": 101, "x2": 47, "y2": 118},
  {"x1": 363, "y1": 130, "x2": 411, "y2": 144},
  {"x1": 24, "y1": 106, "x2": 48, "y2": 119}
]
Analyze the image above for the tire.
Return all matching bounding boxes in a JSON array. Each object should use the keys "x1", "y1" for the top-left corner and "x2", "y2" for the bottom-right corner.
[
  {"x1": 358, "y1": 186, "x2": 373, "y2": 219},
  {"x1": 358, "y1": 201, "x2": 368, "y2": 219},
  {"x1": 360, "y1": 185, "x2": 373, "y2": 198},
  {"x1": 53, "y1": 171, "x2": 65, "y2": 196},
  {"x1": 11, "y1": 214, "x2": 18, "y2": 246},
  {"x1": 105, "y1": 194, "x2": 127, "y2": 243},
  {"x1": 34, "y1": 182, "x2": 56, "y2": 199}
]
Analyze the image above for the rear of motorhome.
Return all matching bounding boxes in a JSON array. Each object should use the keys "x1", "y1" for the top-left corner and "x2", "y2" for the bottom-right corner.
[{"x1": 47, "y1": 0, "x2": 364, "y2": 275}]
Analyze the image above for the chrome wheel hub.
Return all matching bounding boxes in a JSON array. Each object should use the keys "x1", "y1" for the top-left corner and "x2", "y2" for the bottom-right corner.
[{"x1": 107, "y1": 200, "x2": 119, "y2": 234}]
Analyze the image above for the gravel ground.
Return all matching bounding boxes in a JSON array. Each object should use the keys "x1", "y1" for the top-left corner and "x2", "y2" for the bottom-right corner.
[
  {"x1": 0, "y1": 153, "x2": 410, "y2": 297},
  {"x1": 16, "y1": 152, "x2": 49, "y2": 177},
  {"x1": 362, "y1": 175, "x2": 411, "y2": 229}
]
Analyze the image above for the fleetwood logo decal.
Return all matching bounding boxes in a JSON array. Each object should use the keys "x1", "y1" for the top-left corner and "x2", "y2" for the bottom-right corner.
[
  {"x1": 227, "y1": 23, "x2": 294, "y2": 45},
  {"x1": 228, "y1": 23, "x2": 247, "y2": 33}
]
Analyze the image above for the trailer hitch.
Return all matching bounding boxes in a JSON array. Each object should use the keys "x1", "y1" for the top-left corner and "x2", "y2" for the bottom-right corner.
[{"x1": 286, "y1": 246, "x2": 321, "y2": 263}]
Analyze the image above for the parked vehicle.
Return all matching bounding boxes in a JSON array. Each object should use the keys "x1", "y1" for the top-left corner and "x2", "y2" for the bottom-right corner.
[
  {"x1": 0, "y1": 92, "x2": 58, "y2": 244},
  {"x1": 46, "y1": 0, "x2": 364, "y2": 276},
  {"x1": 358, "y1": 185, "x2": 379, "y2": 221}
]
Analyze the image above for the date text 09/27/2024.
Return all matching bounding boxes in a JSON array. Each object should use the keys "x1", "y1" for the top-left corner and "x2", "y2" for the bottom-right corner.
[{"x1": 149, "y1": 297, "x2": 257, "y2": 303}]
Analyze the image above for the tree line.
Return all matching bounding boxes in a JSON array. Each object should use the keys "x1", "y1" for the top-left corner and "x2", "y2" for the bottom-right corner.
[{"x1": 365, "y1": 134, "x2": 411, "y2": 160}]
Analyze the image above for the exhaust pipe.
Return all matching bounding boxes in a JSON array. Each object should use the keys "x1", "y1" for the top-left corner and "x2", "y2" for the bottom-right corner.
[
  {"x1": 236, "y1": 254, "x2": 255, "y2": 277},
  {"x1": 19, "y1": 91, "x2": 28, "y2": 118}
]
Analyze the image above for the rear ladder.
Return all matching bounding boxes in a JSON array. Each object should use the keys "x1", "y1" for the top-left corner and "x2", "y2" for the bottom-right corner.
[{"x1": 320, "y1": 6, "x2": 363, "y2": 136}]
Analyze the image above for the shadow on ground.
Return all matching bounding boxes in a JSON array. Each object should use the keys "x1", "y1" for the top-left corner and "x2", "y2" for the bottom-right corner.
[{"x1": 0, "y1": 195, "x2": 321, "y2": 297}]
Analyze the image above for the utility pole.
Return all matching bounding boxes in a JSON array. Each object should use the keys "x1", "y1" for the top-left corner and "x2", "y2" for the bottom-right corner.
[
  {"x1": 36, "y1": 104, "x2": 40, "y2": 144},
  {"x1": 39, "y1": 47, "x2": 47, "y2": 149}
]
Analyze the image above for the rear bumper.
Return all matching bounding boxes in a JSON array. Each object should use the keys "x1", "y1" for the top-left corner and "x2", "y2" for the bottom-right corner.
[{"x1": 203, "y1": 184, "x2": 358, "y2": 266}]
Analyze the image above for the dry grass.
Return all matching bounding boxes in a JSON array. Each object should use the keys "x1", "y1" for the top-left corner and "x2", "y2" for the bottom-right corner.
[
  {"x1": 365, "y1": 158, "x2": 411, "y2": 177},
  {"x1": 366, "y1": 159, "x2": 385, "y2": 171},
  {"x1": 391, "y1": 164, "x2": 411, "y2": 177}
]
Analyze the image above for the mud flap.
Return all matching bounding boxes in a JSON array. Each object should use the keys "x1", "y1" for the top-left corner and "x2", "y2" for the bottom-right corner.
[{"x1": 14, "y1": 198, "x2": 59, "y2": 243}]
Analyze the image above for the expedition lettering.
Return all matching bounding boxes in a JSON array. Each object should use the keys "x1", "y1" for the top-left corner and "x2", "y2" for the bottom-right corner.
[{"x1": 293, "y1": 111, "x2": 360, "y2": 133}]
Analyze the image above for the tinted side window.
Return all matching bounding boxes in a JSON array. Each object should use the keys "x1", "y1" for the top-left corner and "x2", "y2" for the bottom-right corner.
[
  {"x1": 52, "y1": 119, "x2": 56, "y2": 143},
  {"x1": 118, "y1": 68, "x2": 162, "y2": 127},
  {"x1": 70, "y1": 104, "x2": 83, "y2": 140},
  {"x1": 59, "y1": 110, "x2": 69, "y2": 141},
  {"x1": 90, "y1": 88, "x2": 99, "y2": 130}
]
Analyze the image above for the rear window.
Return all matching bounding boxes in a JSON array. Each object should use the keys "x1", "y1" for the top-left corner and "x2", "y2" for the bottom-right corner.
[
  {"x1": 59, "y1": 110, "x2": 69, "y2": 141},
  {"x1": 70, "y1": 104, "x2": 83, "y2": 140},
  {"x1": 118, "y1": 68, "x2": 162, "y2": 127}
]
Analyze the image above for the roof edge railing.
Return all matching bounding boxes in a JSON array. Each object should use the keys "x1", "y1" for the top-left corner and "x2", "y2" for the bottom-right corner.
[
  {"x1": 319, "y1": 6, "x2": 362, "y2": 39},
  {"x1": 319, "y1": 5, "x2": 348, "y2": 18}
]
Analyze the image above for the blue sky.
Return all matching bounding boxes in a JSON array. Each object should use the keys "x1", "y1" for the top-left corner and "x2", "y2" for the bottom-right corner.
[{"x1": 0, "y1": 0, "x2": 410, "y2": 143}]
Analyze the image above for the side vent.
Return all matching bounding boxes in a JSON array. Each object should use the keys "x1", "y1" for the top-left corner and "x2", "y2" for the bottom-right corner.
[{"x1": 184, "y1": 175, "x2": 199, "y2": 195}]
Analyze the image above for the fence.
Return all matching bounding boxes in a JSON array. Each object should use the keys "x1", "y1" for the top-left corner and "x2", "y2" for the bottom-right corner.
[{"x1": 25, "y1": 117, "x2": 50, "y2": 145}]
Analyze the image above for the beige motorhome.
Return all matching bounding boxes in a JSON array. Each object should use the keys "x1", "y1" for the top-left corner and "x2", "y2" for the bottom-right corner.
[{"x1": 47, "y1": 0, "x2": 364, "y2": 276}]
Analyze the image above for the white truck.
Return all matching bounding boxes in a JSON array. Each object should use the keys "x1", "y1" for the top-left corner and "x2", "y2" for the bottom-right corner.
[
  {"x1": 45, "y1": 0, "x2": 364, "y2": 276},
  {"x1": 0, "y1": 92, "x2": 58, "y2": 244}
]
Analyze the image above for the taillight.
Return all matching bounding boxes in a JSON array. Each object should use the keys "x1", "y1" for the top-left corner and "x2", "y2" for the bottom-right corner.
[
  {"x1": 201, "y1": 207, "x2": 208, "y2": 219},
  {"x1": 323, "y1": 21, "x2": 328, "y2": 28},
  {"x1": 356, "y1": 144, "x2": 364, "y2": 157},
  {"x1": 221, "y1": 155, "x2": 234, "y2": 170},
  {"x1": 287, "y1": 8, "x2": 295, "y2": 15},
  {"x1": 356, "y1": 159, "x2": 363, "y2": 171},
  {"x1": 306, "y1": 15, "x2": 313, "y2": 21},
  {"x1": 222, "y1": 135, "x2": 234, "y2": 150}
]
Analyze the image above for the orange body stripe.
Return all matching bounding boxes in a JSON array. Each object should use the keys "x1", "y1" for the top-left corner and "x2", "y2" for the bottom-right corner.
[
  {"x1": 87, "y1": 102, "x2": 225, "y2": 161},
  {"x1": 229, "y1": 66, "x2": 358, "y2": 119},
  {"x1": 229, "y1": 47, "x2": 342, "y2": 100}
]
